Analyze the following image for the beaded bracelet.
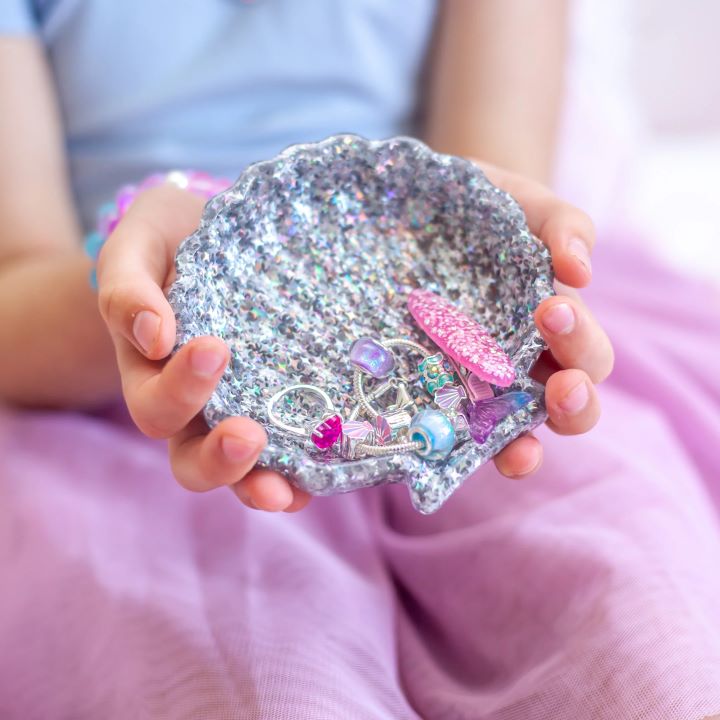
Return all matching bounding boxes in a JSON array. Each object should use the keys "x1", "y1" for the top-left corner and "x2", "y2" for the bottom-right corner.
[{"x1": 83, "y1": 170, "x2": 231, "y2": 288}]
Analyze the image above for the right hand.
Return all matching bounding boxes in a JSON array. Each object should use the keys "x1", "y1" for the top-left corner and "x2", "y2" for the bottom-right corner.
[{"x1": 96, "y1": 184, "x2": 311, "y2": 513}]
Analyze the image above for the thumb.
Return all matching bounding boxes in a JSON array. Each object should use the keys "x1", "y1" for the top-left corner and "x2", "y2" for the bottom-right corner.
[{"x1": 96, "y1": 185, "x2": 205, "y2": 359}]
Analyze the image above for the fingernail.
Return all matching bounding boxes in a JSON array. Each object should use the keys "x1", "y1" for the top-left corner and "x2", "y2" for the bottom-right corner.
[
  {"x1": 132, "y1": 310, "x2": 160, "y2": 354},
  {"x1": 568, "y1": 237, "x2": 592, "y2": 275},
  {"x1": 190, "y1": 346, "x2": 226, "y2": 378},
  {"x1": 507, "y1": 454, "x2": 543, "y2": 479},
  {"x1": 233, "y1": 486, "x2": 259, "y2": 509},
  {"x1": 558, "y1": 381, "x2": 589, "y2": 415},
  {"x1": 541, "y1": 303, "x2": 575, "y2": 335},
  {"x1": 261, "y1": 490, "x2": 294, "y2": 512},
  {"x1": 222, "y1": 436, "x2": 258, "y2": 463}
]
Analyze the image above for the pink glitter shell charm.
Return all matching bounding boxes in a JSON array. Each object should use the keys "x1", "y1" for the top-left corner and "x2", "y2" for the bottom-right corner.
[{"x1": 407, "y1": 289, "x2": 515, "y2": 387}]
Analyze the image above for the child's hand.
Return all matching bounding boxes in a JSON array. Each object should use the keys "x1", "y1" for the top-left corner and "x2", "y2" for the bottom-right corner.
[
  {"x1": 97, "y1": 185, "x2": 310, "y2": 512},
  {"x1": 478, "y1": 161, "x2": 614, "y2": 479}
]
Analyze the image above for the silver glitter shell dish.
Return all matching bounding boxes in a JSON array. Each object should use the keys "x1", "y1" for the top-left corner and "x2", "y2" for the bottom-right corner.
[{"x1": 168, "y1": 135, "x2": 554, "y2": 513}]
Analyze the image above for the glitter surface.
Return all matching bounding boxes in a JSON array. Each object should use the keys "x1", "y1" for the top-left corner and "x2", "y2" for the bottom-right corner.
[{"x1": 168, "y1": 135, "x2": 554, "y2": 513}]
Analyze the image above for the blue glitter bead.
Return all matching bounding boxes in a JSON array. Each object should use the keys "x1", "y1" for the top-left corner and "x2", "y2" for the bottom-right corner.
[
  {"x1": 83, "y1": 231, "x2": 104, "y2": 261},
  {"x1": 409, "y1": 409, "x2": 456, "y2": 461}
]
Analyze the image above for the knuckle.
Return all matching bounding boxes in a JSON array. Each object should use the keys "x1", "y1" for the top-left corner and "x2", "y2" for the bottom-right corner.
[
  {"x1": 591, "y1": 344, "x2": 615, "y2": 384},
  {"x1": 571, "y1": 207, "x2": 597, "y2": 247},
  {"x1": 97, "y1": 280, "x2": 137, "y2": 329},
  {"x1": 174, "y1": 471, "x2": 204, "y2": 493},
  {"x1": 142, "y1": 422, "x2": 172, "y2": 440},
  {"x1": 169, "y1": 458, "x2": 204, "y2": 493},
  {"x1": 133, "y1": 413, "x2": 173, "y2": 440},
  {"x1": 162, "y1": 383, "x2": 205, "y2": 420},
  {"x1": 95, "y1": 231, "x2": 117, "y2": 278},
  {"x1": 127, "y1": 400, "x2": 175, "y2": 439},
  {"x1": 167, "y1": 441, "x2": 216, "y2": 493},
  {"x1": 97, "y1": 283, "x2": 120, "y2": 325},
  {"x1": 545, "y1": 202, "x2": 596, "y2": 250},
  {"x1": 583, "y1": 406, "x2": 602, "y2": 433},
  {"x1": 145, "y1": 371, "x2": 210, "y2": 433}
]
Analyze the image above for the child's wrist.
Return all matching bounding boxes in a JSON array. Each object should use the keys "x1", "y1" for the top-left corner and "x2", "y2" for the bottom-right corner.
[{"x1": 84, "y1": 170, "x2": 231, "y2": 288}]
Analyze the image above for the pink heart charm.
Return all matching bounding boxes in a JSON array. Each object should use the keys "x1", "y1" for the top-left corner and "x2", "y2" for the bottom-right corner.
[{"x1": 408, "y1": 289, "x2": 515, "y2": 387}]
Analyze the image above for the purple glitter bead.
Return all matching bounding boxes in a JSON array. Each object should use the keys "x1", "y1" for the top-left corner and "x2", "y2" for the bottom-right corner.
[
  {"x1": 466, "y1": 392, "x2": 532, "y2": 445},
  {"x1": 349, "y1": 337, "x2": 395, "y2": 378}
]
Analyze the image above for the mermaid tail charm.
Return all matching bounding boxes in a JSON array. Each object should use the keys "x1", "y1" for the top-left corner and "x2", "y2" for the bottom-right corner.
[{"x1": 466, "y1": 391, "x2": 532, "y2": 444}]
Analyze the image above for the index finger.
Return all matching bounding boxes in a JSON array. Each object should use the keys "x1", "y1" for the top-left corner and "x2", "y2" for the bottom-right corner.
[
  {"x1": 96, "y1": 184, "x2": 205, "y2": 360},
  {"x1": 475, "y1": 161, "x2": 596, "y2": 289}
]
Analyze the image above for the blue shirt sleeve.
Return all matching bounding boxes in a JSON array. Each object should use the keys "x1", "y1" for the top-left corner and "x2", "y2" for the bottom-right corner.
[{"x1": 0, "y1": 0, "x2": 37, "y2": 35}]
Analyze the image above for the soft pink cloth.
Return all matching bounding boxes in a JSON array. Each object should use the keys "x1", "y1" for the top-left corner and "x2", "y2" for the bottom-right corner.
[{"x1": 1, "y1": 238, "x2": 719, "y2": 719}]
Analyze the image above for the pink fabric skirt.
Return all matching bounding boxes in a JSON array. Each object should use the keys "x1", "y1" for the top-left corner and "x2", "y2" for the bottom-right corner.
[{"x1": 1, "y1": 238, "x2": 719, "y2": 719}]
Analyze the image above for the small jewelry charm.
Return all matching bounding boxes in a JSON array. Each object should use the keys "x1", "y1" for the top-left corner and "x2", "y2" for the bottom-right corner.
[
  {"x1": 381, "y1": 408, "x2": 413, "y2": 433},
  {"x1": 390, "y1": 382, "x2": 415, "y2": 414},
  {"x1": 351, "y1": 337, "x2": 433, "y2": 419},
  {"x1": 467, "y1": 373, "x2": 495, "y2": 401},
  {"x1": 433, "y1": 383, "x2": 467, "y2": 410},
  {"x1": 267, "y1": 384, "x2": 342, "y2": 451},
  {"x1": 435, "y1": 384, "x2": 468, "y2": 432},
  {"x1": 310, "y1": 414, "x2": 343, "y2": 450},
  {"x1": 466, "y1": 391, "x2": 533, "y2": 445},
  {"x1": 378, "y1": 380, "x2": 415, "y2": 432},
  {"x1": 442, "y1": 407, "x2": 469, "y2": 432},
  {"x1": 433, "y1": 383, "x2": 469, "y2": 432},
  {"x1": 418, "y1": 353, "x2": 455, "y2": 395},
  {"x1": 373, "y1": 415, "x2": 393, "y2": 445},
  {"x1": 350, "y1": 337, "x2": 396, "y2": 378},
  {"x1": 340, "y1": 420, "x2": 375, "y2": 459},
  {"x1": 409, "y1": 409, "x2": 457, "y2": 461}
]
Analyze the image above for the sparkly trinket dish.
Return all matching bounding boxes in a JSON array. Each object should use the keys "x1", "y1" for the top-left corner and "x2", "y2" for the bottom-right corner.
[{"x1": 168, "y1": 135, "x2": 554, "y2": 513}]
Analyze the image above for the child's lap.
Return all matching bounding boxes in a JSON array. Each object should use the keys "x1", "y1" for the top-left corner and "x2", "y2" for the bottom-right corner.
[{"x1": 1, "y1": 380, "x2": 718, "y2": 718}]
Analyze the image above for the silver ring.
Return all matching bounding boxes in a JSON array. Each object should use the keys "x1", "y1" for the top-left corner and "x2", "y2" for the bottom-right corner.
[{"x1": 267, "y1": 383, "x2": 336, "y2": 437}]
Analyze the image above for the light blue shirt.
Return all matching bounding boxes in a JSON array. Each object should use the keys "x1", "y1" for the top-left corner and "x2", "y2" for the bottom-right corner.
[{"x1": 2, "y1": 0, "x2": 437, "y2": 229}]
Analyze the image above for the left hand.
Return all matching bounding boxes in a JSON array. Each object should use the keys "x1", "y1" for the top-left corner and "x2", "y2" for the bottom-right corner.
[
  {"x1": 477, "y1": 161, "x2": 614, "y2": 479},
  {"x1": 96, "y1": 185, "x2": 310, "y2": 514}
]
